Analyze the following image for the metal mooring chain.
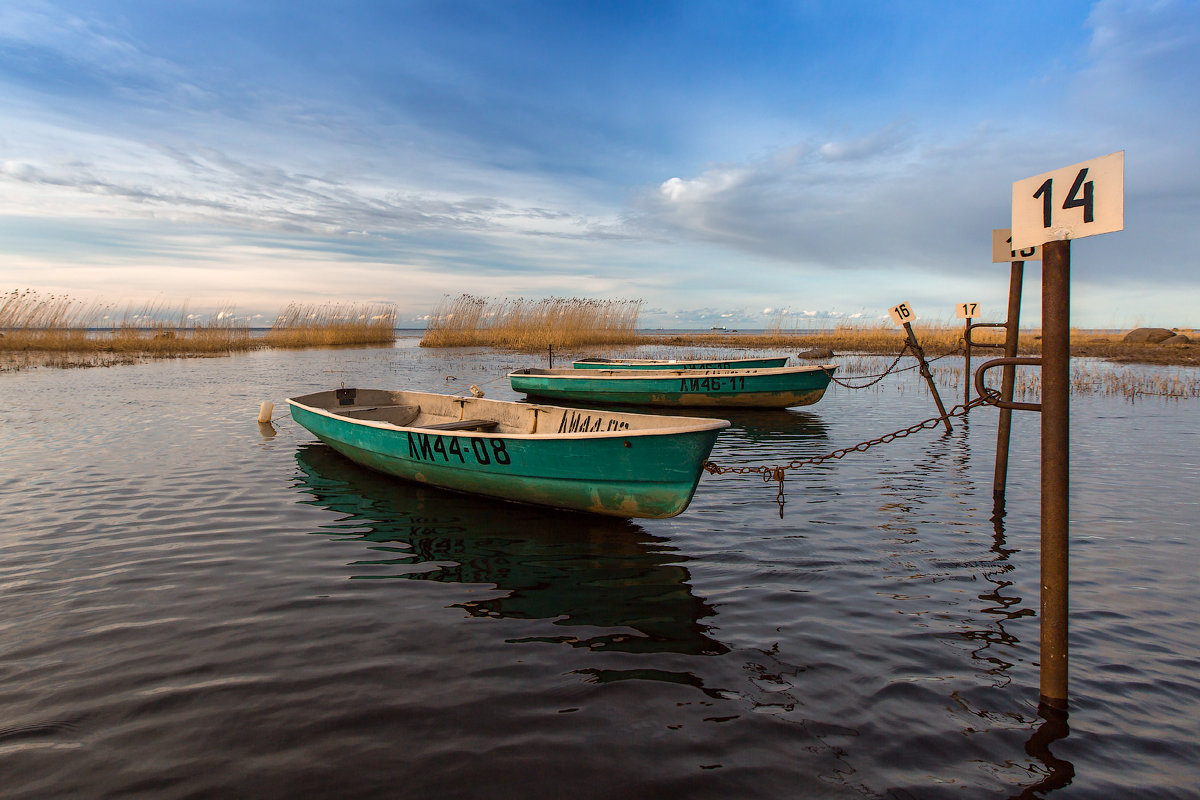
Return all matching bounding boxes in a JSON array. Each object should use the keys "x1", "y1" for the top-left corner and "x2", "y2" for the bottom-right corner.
[
  {"x1": 820, "y1": 342, "x2": 910, "y2": 389},
  {"x1": 819, "y1": 343, "x2": 964, "y2": 390},
  {"x1": 703, "y1": 393, "x2": 993, "y2": 515}
]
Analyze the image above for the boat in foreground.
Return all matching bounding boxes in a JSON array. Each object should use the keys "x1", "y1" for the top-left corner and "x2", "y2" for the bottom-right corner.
[
  {"x1": 573, "y1": 355, "x2": 788, "y2": 370},
  {"x1": 287, "y1": 388, "x2": 730, "y2": 519},
  {"x1": 509, "y1": 364, "x2": 836, "y2": 408}
]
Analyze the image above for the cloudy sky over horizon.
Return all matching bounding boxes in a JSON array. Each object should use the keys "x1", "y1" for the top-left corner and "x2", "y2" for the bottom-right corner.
[{"x1": 1, "y1": 0, "x2": 1197, "y2": 328}]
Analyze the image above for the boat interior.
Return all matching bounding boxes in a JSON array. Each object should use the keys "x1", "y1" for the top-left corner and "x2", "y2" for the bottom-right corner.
[
  {"x1": 289, "y1": 388, "x2": 728, "y2": 435},
  {"x1": 512, "y1": 364, "x2": 835, "y2": 379}
]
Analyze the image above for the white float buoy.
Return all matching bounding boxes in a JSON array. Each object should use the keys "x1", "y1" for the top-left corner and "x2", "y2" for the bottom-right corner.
[{"x1": 257, "y1": 401, "x2": 274, "y2": 424}]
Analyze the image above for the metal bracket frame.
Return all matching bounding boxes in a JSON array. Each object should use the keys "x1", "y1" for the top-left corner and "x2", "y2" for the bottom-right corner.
[{"x1": 974, "y1": 357, "x2": 1043, "y2": 412}]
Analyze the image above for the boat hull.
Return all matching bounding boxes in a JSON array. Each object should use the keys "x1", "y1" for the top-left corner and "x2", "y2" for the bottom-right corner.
[
  {"x1": 288, "y1": 390, "x2": 728, "y2": 519},
  {"x1": 509, "y1": 365, "x2": 836, "y2": 408},
  {"x1": 572, "y1": 356, "x2": 788, "y2": 370}
]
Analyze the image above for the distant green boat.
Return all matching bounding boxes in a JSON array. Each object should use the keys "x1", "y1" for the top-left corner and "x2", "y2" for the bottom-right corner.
[
  {"x1": 288, "y1": 388, "x2": 729, "y2": 519},
  {"x1": 573, "y1": 355, "x2": 788, "y2": 370},
  {"x1": 509, "y1": 364, "x2": 836, "y2": 408}
]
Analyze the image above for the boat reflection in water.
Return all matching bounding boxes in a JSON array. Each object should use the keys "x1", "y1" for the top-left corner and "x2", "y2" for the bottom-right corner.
[{"x1": 293, "y1": 444, "x2": 728, "y2": 656}]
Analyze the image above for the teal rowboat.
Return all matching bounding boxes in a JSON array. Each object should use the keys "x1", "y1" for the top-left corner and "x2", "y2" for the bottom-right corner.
[
  {"x1": 287, "y1": 388, "x2": 729, "y2": 519},
  {"x1": 573, "y1": 355, "x2": 788, "y2": 370},
  {"x1": 509, "y1": 364, "x2": 836, "y2": 408}
]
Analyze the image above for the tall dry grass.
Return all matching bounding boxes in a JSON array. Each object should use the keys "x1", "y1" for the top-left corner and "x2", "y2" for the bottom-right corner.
[
  {"x1": 0, "y1": 290, "x2": 253, "y2": 355},
  {"x1": 421, "y1": 294, "x2": 642, "y2": 350},
  {"x1": 264, "y1": 302, "x2": 397, "y2": 348},
  {"x1": 1, "y1": 291, "x2": 395, "y2": 361}
]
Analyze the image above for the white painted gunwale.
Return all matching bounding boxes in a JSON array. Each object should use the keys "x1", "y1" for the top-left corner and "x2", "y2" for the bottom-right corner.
[
  {"x1": 572, "y1": 356, "x2": 787, "y2": 367},
  {"x1": 286, "y1": 392, "x2": 730, "y2": 441},
  {"x1": 511, "y1": 363, "x2": 838, "y2": 381}
]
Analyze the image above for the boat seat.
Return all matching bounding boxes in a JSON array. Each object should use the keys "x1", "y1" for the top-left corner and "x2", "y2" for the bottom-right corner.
[
  {"x1": 417, "y1": 418, "x2": 499, "y2": 432},
  {"x1": 340, "y1": 404, "x2": 420, "y2": 426}
]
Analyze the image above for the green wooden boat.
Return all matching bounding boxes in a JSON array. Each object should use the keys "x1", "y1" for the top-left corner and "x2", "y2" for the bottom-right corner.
[
  {"x1": 287, "y1": 388, "x2": 729, "y2": 519},
  {"x1": 509, "y1": 364, "x2": 836, "y2": 408},
  {"x1": 573, "y1": 355, "x2": 788, "y2": 370}
]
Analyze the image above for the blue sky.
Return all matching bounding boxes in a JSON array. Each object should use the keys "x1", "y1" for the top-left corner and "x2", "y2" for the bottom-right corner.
[{"x1": 1, "y1": 0, "x2": 1197, "y2": 328}]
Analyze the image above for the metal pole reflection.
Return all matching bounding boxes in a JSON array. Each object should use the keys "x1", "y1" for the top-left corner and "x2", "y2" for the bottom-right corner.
[{"x1": 1009, "y1": 705, "x2": 1075, "y2": 799}]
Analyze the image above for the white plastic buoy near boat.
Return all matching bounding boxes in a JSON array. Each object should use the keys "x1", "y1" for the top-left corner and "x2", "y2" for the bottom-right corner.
[{"x1": 258, "y1": 401, "x2": 274, "y2": 423}]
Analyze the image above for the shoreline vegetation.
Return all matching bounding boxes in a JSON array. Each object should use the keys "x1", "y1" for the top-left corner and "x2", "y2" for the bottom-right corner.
[
  {"x1": 417, "y1": 294, "x2": 1196, "y2": 367},
  {"x1": 2, "y1": 291, "x2": 1195, "y2": 371},
  {"x1": 420, "y1": 294, "x2": 643, "y2": 349},
  {"x1": 0, "y1": 291, "x2": 396, "y2": 370},
  {"x1": 645, "y1": 328, "x2": 1198, "y2": 366}
]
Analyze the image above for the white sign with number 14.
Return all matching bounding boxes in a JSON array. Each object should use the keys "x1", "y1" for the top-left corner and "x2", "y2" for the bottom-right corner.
[{"x1": 1011, "y1": 151, "x2": 1124, "y2": 251}]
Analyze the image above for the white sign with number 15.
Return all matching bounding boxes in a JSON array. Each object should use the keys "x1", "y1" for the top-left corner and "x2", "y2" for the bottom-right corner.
[{"x1": 991, "y1": 229, "x2": 1041, "y2": 263}]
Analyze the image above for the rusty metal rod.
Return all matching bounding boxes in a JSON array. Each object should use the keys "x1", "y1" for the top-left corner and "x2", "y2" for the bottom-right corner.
[
  {"x1": 1040, "y1": 239, "x2": 1071, "y2": 711},
  {"x1": 975, "y1": 357, "x2": 1042, "y2": 412},
  {"x1": 963, "y1": 316, "x2": 973, "y2": 405},
  {"x1": 903, "y1": 321, "x2": 952, "y2": 433},
  {"x1": 994, "y1": 260, "x2": 1026, "y2": 500}
]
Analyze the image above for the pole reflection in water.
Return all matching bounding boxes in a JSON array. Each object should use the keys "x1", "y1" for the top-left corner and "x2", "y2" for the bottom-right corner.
[
  {"x1": 991, "y1": 495, "x2": 1076, "y2": 799},
  {"x1": 1010, "y1": 705, "x2": 1075, "y2": 799},
  {"x1": 292, "y1": 444, "x2": 728, "y2": 656},
  {"x1": 874, "y1": 420, "x2": 1077, "y2": 795}
]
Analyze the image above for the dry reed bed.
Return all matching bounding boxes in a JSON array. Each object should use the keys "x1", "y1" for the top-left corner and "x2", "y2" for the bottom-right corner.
[
  {"x1": 421, "y1": 295, "x2": 642, "y2": 350},
  {"x1": 264, "y1": 302, "x2": 397, "y2": 347},
  {"x1": 0, "y1": 291, "x2": 396, "y2": 360}
]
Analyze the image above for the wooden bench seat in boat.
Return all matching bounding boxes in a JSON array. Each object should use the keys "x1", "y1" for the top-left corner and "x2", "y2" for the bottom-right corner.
[
  {"x1": 338, "y1": 404, "x2": 421, "y2": 426},
  {"x1": 416, "y1": 419, "x2": 499, "y2": 432}
]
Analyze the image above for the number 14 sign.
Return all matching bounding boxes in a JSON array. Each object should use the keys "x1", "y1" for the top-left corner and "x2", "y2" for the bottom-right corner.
[{"x1": 1011, "y1": 151, "x2": 1123, "y2": 251}]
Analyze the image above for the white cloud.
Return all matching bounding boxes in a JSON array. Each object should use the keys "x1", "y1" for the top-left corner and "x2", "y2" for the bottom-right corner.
[
  {"x1": 659, "y1": 167, "x2": 750, "y2": 203},
  {"x1": 817, "y1": 122, "x2": 909, "y2": 162}
]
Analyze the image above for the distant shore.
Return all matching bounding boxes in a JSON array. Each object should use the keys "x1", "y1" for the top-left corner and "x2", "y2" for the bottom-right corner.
[
  {"x1": 4, "y1": 326, "x2": 1195, "y2": 371},
  {"x1": 637, "y1": 328, "x2": 1198, "y2": 367}
]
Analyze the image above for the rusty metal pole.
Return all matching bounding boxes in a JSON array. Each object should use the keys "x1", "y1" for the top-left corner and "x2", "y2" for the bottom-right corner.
[
  {"x1": 963, "y1": 316, "x2": 973, "y2": 406},
  {"x1": 992, "y1": 261, "x2": 1026, "y2": 500},
  {"x1": 903, "y1": 321, "x2": 952, "y2": 433},
  {"x1": 1040, "y1": 239, "x2": 1070, "y2": 711}
]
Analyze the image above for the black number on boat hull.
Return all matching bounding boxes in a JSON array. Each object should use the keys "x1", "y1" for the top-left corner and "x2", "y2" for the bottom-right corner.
[
  {"x1": 680, "y1": 376, "x2": 747, "y2": 392},
  {"x1": 408, "y1": 433, "x2": 511, "y2": 467}
]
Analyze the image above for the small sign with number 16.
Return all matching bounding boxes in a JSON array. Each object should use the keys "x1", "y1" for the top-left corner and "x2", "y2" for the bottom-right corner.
[{"x1": 889, "y1": 303, "x2": 915, "y2": 326}]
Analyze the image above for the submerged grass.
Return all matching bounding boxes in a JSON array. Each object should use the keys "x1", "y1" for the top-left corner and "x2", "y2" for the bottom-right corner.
[
  {"x1": 421, "y1": 294, "x2": 642, "y2": 350},
  {"x1": 830, "y1": 352, "x2": 1200, "y2": 401}
]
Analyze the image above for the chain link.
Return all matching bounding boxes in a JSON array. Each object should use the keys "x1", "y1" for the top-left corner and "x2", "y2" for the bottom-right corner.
[
  {"x1": 820, "y1": 343, "x2": 964, "y2": 390},
  {"x1": 703, "y1": 393, "x2": 993, "y2": 515},
  {"x1": 820, "y1": 342, "x2": 910, "y2": 389}
]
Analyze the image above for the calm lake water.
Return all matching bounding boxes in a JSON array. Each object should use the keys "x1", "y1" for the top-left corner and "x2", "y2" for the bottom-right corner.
[{"x1": 2, "y1": 339, "x2": 1197, "y2": 799}]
